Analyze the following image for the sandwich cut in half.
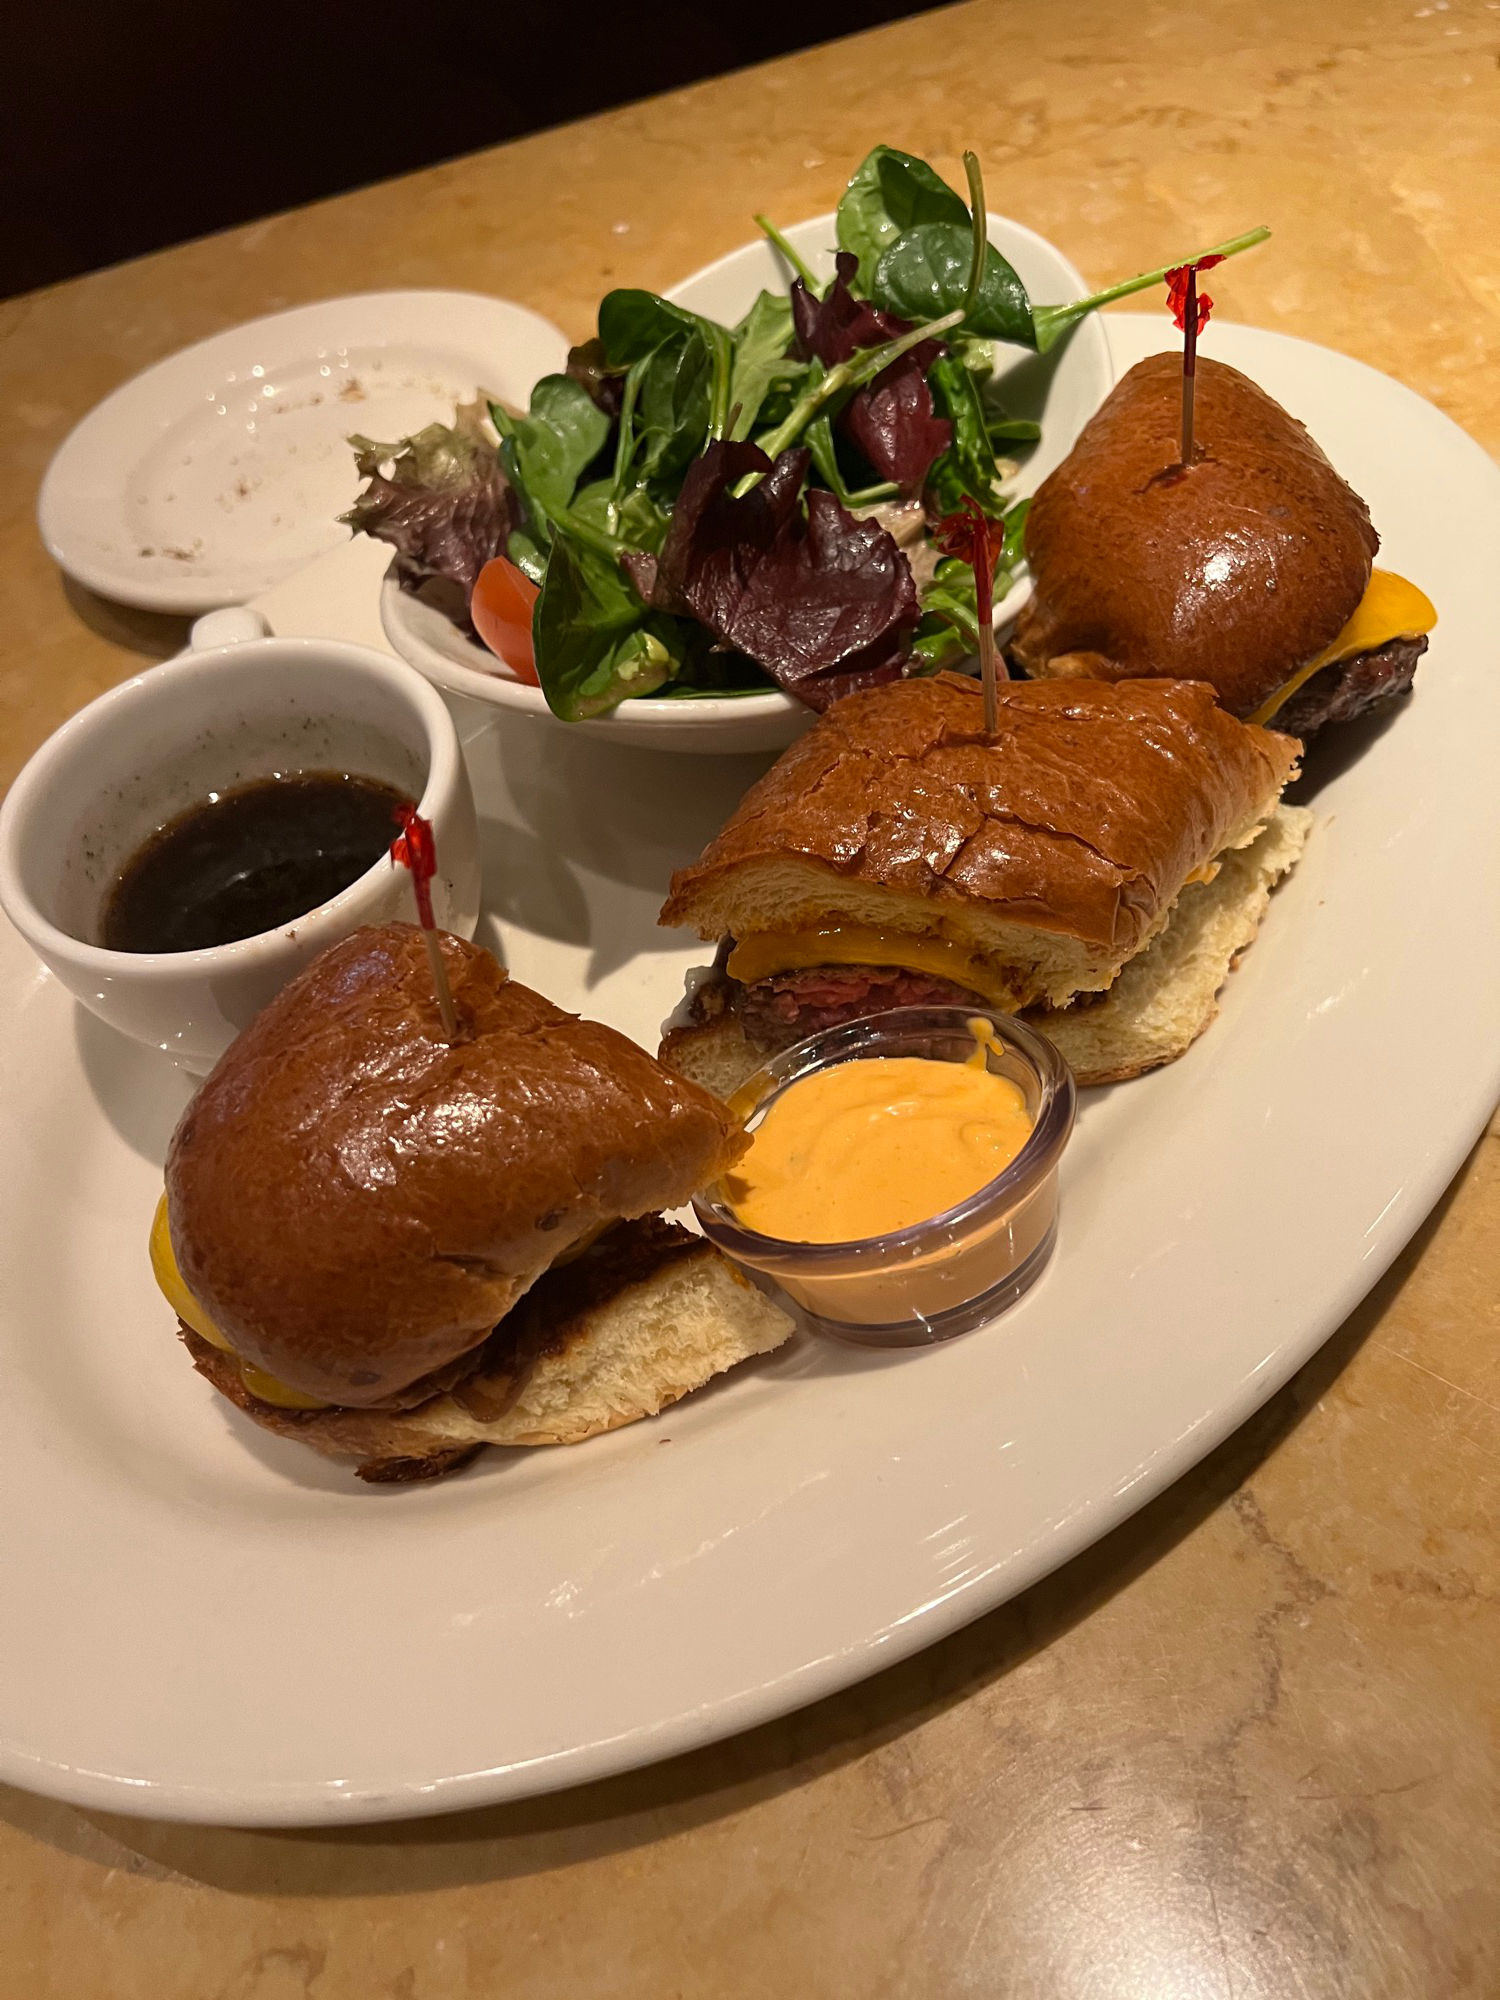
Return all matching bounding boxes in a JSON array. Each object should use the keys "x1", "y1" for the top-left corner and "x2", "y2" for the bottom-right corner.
[
  {"x1": 658, "y1": 673, "x2": 1309, "y2": 1095},
  {"x1": 159, "y1": 924, "x2": 793, "y2": 1481},
  {"x1": 1010, "y1": 354, "x2": 1436, "y2": 740}
]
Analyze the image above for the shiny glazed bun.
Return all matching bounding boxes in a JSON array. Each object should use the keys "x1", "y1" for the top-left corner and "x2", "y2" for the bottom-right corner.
[
  {"x1": 1011, "y1": 354, "x2": 1379, "y2": 716},
  {"x1": 657, "y1": 674, "x2": 1305, "y2": 1105},
  {"x1": 166, "y1": 924, "x2": 745, "y2": 1407},
  {"x1": 661, "y1": 672, "x2": 1297, "y2": 973}
]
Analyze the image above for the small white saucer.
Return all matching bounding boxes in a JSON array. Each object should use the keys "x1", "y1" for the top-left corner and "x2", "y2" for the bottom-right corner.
[{"x1": 37, "y1": 290, "x2": 569, "y2": 614}]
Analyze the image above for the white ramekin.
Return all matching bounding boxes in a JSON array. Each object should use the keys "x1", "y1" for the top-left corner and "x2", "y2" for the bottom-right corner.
[{"x1": 0, "y1": 611, "x2": 480, "y2": 1071}]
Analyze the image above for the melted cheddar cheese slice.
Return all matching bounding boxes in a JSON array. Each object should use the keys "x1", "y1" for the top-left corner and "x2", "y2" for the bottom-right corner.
[
  {"x1": 150, "y1": 1196, "x2": 328, "y2": 1409},
  {"x1": 1250, "y1": 569, "x2": 1436, "y2": 726},
  {"x1": 726, "y1": 925, "x2": 1021, "y2": 1009}
]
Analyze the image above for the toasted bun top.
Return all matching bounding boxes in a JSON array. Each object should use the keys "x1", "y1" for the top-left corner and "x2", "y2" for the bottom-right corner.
[
  {"x1": 660, "y1": 673, "x2": 1297, "y2": 954},
  {"x1": 1011, "y1": 354, "x2": 1379, "y2": 715},
  {"x1": 166, "y1": 924, "x2": 744, "y2": 1405}
]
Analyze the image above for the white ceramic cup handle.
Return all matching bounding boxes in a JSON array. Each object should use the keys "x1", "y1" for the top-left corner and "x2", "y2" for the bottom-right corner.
[{"x1": 189, "y1": 607, "x2": 271, "y2": 650}]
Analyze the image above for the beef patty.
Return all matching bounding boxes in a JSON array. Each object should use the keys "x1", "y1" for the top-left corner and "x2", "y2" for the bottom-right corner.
[
  {"x1": 1269, "y1": 635, "x2": 1427, "y2": 740},
  {"x1": 704, "y1": 962, "x2": 991, "y2": 1052}
]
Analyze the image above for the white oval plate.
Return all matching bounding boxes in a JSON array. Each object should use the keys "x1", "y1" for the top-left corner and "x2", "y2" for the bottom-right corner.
[
  {"x1": 375, "y1": 213, "x2": 1110, "y2": 753},
  {"x1": 3, "y1": 319, "x2": 1497, "y2": 1826},
  {"x1": 37, "y1": 292, "x2": 570, "y2": 613}
]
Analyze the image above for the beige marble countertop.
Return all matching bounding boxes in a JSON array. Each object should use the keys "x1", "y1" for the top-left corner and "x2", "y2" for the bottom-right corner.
[{"x1": 3, "y1": 1, "x2": 1498, "y2": 1992}]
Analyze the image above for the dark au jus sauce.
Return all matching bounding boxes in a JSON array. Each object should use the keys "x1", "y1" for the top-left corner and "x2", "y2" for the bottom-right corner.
[{"x1": 102, "y1": 772, "x2": 413, "y2": 954}]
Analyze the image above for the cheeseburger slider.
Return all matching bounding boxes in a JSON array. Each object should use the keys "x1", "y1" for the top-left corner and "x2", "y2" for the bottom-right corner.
[
  {"x1": 156, "y1": 923, "x2": 792, "y2": 1482},
  {"x1": 1010, "y1": 354, "x2": 1435, "y2": 739},
  {"x1": 658, "y1": 673, "x2": 1310, "y2": 1093}
]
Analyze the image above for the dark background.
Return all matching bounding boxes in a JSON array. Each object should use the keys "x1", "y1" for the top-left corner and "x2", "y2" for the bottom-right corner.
[{"x1": 4, "y1": 0, "x2": 948, "y2": 299}]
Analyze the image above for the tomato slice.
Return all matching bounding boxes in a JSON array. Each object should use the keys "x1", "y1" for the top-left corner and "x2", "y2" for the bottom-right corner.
[{"x1": 470, "y1": 557, "x2": 540, "y2": 685}]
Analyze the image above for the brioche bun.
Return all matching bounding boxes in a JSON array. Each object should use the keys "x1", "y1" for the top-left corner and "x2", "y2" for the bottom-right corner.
[
  {"x1": 166, "y1": 925, "x2": 745, "y2": 1407},
  {"x1": 659, "y1": 808, "x2": 1313, "y2": 1100},
  {"x1": 1022, "y1": 804, "x2": 1313, "y2": 1085},
  {"x1": 1010, "y1": 354, "x2": 1379, "y2": 716},
  {"x1": 660, "y1": 673, "x2": 1297, "y2": 1008},
  {"x1": 182, "y1": 1216, "x2": 793, "y2": 1482}
]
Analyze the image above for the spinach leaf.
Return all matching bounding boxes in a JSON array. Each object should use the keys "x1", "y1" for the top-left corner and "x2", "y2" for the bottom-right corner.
[
  {"x1": 598, "y1": 289, "x2": 706, "y2": 366},
  {"x1": 952, "y1": 356, "x2": 1041, "y2": 439},
  {"x1": 804, "y1": 404, "x2": 853, "y2": 503},
  {"x1": 532, "y1": 531, "x2": 676, "y2": 720},
  {"x1": 727, "y1": 291, "x2": 799, "y2": 441},
  {"x1": 921, "y1": 553, "x2": 987, "y2": 652},
  {"x1": 908, "y1": 621, "x2": 970, "y2": 675},
  {"x1": 985, "y1": 412, "x2": 1042, "y2": 444},
  {"x1": 953, "y1": 332, "x2": 996, "y2": 386},
  {"x1": 908, "y1": 500, "x2": 1031, "y2": 672},
  {"x1": 634, "y1": 337, "x2": 717, "y2": 486},
  {"x1": 871, "y1": 223, "x2": 1034, "y2": 345},
  {"x1": 616, "y1": 486, "x2": 671, "y2": 549},
  {"x1": 568, "y1": 478, "x2": 670, "y2": 553},
  {"x1": 968, "y1": 356, "x2": 1041, "y2": 446},
  {"x1": 836, "y1": 146, "x2": 970, "y2": 291},
  {"x1": 488, "y1": 376, "x2": 610, "y2": 547},
  {"x1": 591, "y1": 351, "x2": 702, "y2": 538},
  {"x1": 597, "y1": 289, "x2": 733, "y2": 458},
  {"x1": 1029, "y1": 223, "x2": 1270, "y2": 352},
  {"x1": 925, "y1": 353, "x2": 1005, "y2": 515},
  {"x1": 506, "y1": 529, "x2": 547, "y2": 585}
]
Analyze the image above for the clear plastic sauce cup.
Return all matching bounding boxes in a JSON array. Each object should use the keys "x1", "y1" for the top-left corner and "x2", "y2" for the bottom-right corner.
[{"x1": 693, "y1": 1005, "x2": 1076, "y2": 1347}]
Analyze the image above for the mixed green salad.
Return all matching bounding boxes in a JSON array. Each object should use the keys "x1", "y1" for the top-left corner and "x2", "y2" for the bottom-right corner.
[{"x1": 344, "y1": 144, "x2": 1261, "y2": 719}]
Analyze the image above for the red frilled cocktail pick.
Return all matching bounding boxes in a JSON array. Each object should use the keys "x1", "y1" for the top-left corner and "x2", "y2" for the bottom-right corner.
[
  {"x1": 934, "y1": 496, "x2": 1008, "y2": 735},
  {"x1": 390, "y1": 804, "x2": 459, "y2": 1041},
  {"x1": 1165, "y1": 251, "x2": 1225, "y2": 467}
]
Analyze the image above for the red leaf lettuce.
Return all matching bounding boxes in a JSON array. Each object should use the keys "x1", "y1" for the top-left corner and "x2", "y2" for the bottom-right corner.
[
  {"x1": 625, "y1": 440, "x2": 919, "y2": 710},
  {"x1": 342, "y1": 400, "x2": 513, "y2": 598},
  {"x1": 789, "y1": 251, "x2": 951, "y2": 496}
]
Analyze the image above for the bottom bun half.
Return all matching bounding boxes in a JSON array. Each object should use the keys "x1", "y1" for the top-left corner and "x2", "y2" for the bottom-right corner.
[
  {"x1": 184, "y1": 1217, "x2": 794, "y2": 1482},
  {"x1": 1025, "y1": 804, "x2": 1311, "y2": 1084}
]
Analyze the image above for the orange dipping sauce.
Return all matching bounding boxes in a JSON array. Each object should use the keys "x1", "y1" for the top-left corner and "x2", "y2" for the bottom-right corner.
[
  {"x1": 695, "y1": 1009, "x2": 1075, "y2": 1345},
  {"x1": 725, "y1": 1031, "x2": 1034, "y2": 1244}
]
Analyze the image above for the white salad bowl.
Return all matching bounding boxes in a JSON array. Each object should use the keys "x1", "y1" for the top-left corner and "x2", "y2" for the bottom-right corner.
[
  {"x1": 379, "y1": 577, "x2": 811, "y2": 755},
  {"x1": 380, "y1": 212, "x2": 1115, "y2": 757}
]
